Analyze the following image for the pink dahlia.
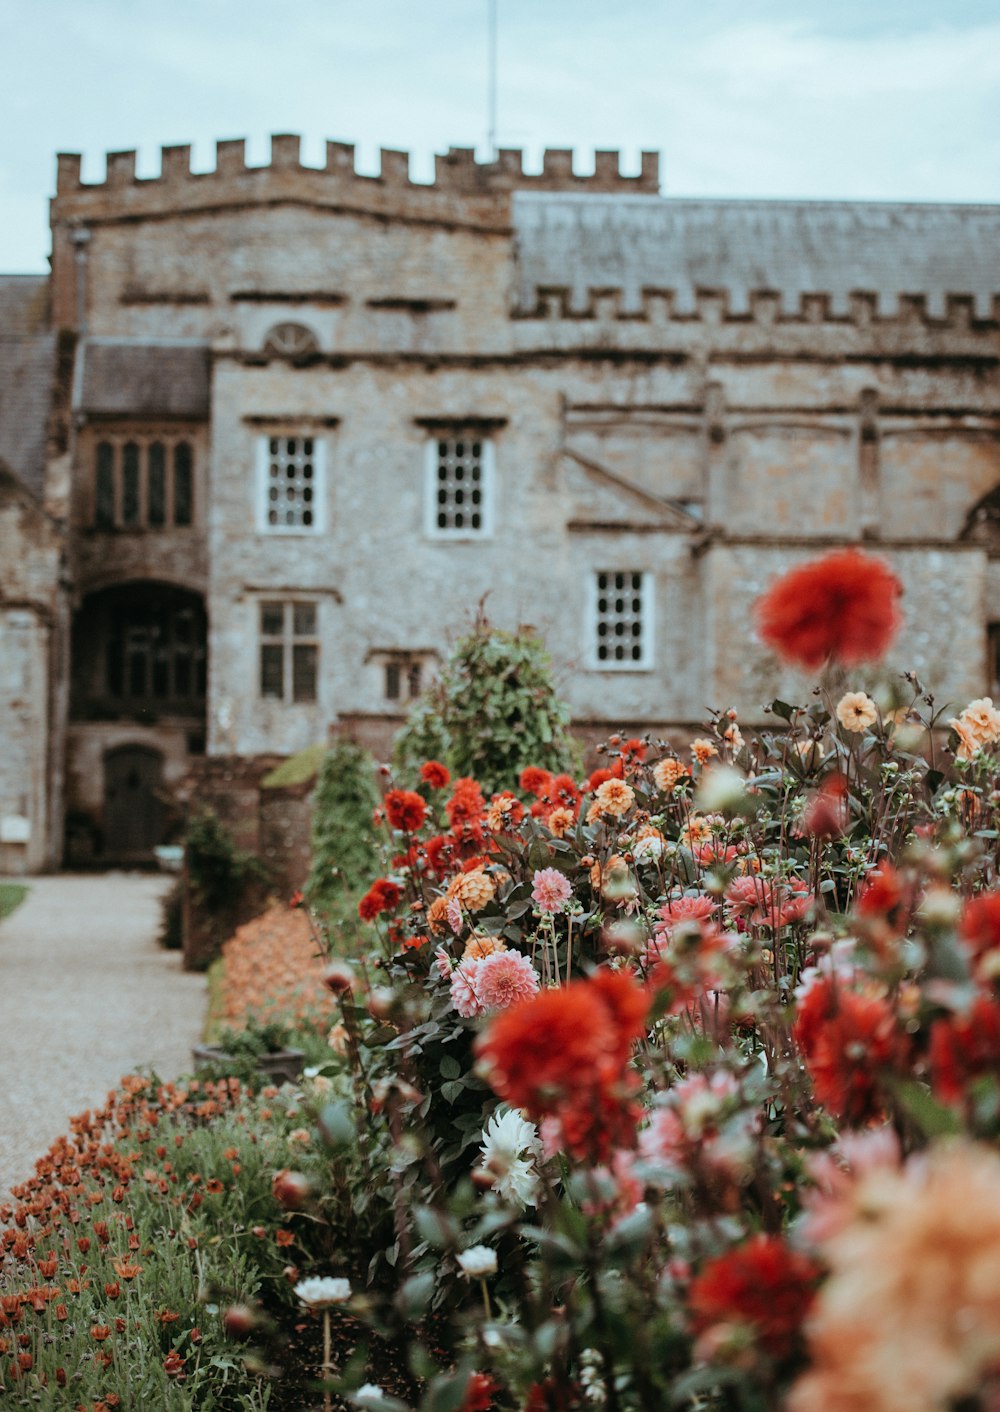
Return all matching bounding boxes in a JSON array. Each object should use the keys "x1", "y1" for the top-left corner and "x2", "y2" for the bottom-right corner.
[
  {"x1": 450, "y1": 957, "x2": 483, "y2": 1017},
  {"x1": 476, "y1": 950, "x2": 540, "y2": 1012},
  {"x1": 531, "y1": 867, "x2": 573, "y2": 914},
  {"x1": 655, "y1": 894, "x2": 718, "y2": 934}
]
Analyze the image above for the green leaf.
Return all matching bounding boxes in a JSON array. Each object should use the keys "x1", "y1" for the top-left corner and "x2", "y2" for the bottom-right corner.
[
  {"x1": 439, "y1": 1055, "x2": 461, "y2": 1080},
  {"x1": 893, "y1": 1080, "x2": 961, "y2": 1138}
]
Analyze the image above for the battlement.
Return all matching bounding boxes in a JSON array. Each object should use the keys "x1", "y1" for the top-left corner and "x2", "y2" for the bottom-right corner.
[
  {"x1": 52, "y1": 136, "x2": 660, "y2": 229},
  {"x1": 516, "y1": 285, "x2": 1000, "y2": 328}
]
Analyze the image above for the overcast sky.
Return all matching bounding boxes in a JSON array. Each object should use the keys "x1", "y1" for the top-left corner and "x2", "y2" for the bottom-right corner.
[{"x1": 2, "y1": 0, "x2": 999, "y2": 272}]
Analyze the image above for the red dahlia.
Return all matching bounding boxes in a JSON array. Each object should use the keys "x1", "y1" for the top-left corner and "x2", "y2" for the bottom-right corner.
[
  {"x1": 420, "y1": 760, "x2": 451, "y2": 789},
  {"x1": 688, "y1": 1234, "x2": 819, "y2": 1360},
  {"x1": 476, "y1": 969, "x2": 649, "y2": 1162},
  {"x1": 357, "y1": 878, "x2": 402, "y2": 921},
  {"x1": 929, "y1": 995, "x2": 1000, "y2": 1105},
  {"x1": 384, "y1": 788, "x2": 427, "y2": 833},
  {"x1": 754, "y1": 548, "x2": 902, "y2": 670}
]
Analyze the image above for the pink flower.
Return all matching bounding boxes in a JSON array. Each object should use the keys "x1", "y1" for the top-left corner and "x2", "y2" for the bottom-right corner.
[
  {"x1": 654, "y1": 894, "x2": 718, "y2": 935},
  {"x1": 434, "y1": 946, "x2": 455, "y2": 979},
  {"x1": 447, "y1": 896, "x2": 464, "y2": 936},
  {"x1": 531, "y1": 867, "x2": 573, "y2": 914},
  {"x1": 450, "y1": 957, "x2": 483, "y2": 1018},
  {"x1": 476, "y1": 950, "x2": 540, "y2": 1012}
]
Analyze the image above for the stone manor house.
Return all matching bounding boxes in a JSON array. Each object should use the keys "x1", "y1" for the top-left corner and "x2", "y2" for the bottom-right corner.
[{"x1": 2, "y1": 135, "x2": 1000, "y2": 873}]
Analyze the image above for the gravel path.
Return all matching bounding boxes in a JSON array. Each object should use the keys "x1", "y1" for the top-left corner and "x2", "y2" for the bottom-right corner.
[{"x1": 0, "y1": 874, "x2": 207, "y2": 1198}]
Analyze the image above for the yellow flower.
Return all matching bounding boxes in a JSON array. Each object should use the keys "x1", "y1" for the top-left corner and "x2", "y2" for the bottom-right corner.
[
  {"x1": 447, "y1": 868, "x2": 495, "y2": 912},
  {"x1": 836, "y1": 691, "x2": 878, "y2": 733},
  {"x1": 949, "y1": 697, "x2": 1000, "y2": 761},
  {"x1": 546, "y1": 805, "x2": 576, "y2": 838},
  {"x1": 652, "y1": 757, "x2": 690, "y2": 792},
  {"x1": 690, "y1": 738, "x2": 718, "y2": 765},
  {"x1": 592, "y1": 778, "x2": 636, "y2": 819},
  {"x1": 463, "y1": 935, "x2": 506, "y2": 961}
]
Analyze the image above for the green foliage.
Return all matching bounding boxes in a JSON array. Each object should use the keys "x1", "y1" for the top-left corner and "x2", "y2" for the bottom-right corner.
[
  {"x1": 157, "y1": 876, "x2": 184, "y2": 949},
  {"x1": 0, "y1": 882, "x2": 27, "y2": 922},
  {"x1": 394, "y1": 615, "x2": 577, "y2": 796},
  {"x1": 185, "y1": 808, "x2": 268, "y2": 915},
  {"x1": 218, "y1": 1017, "x2": 294, "y2": 1057},
  {"x1": 305, "y1": 737, "x2": 381, "y2": 922}
]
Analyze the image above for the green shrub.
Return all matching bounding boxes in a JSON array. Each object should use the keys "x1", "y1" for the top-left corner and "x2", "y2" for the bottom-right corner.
[
  {"x1": 305, "y1": 737, "x2": 381, "y2": 925},
  {"x1": 185, "y1": 808, "x2": 268, "y2": 915},
  {"x1": 394, "y1": 614, "x2": 578, "y2": 796},
  {"x1": 157, "y1": 876, "x2": 184, "y2": 949}
]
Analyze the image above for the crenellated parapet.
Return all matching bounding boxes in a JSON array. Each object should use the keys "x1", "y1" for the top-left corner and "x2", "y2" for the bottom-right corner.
[
  {"x1": 51, "y1": 135, "x2": 660, "y2": 232},
  {"x1": 516, "y1": 285, "x2": 1000, "y2": 329}
]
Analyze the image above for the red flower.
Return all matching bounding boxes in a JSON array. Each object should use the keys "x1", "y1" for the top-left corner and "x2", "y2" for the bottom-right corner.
[
  {"x1": 586, "y1": 768, "x2": 614, "y2": 793},
  {"x1": 793, "y1": 977, "x2": 900, "y2": 1124},
  {"x1": 358, "y1": 878, "x2": 402, "y2": 921},
  {"x1": 385, "y1": 789, "x2": 427, "y2": 833},
  {"x1": 422, "y1": 834, "x2": 455, "y2": 877},
  {"x1": 688, "y1": 1234, "x2": 819, "y2": 1360},
  {"x1": 800, "y1": 775, "x2": 848, "y2": 839},
  {"x1": 754, "y1": 548, "x2": 902, "y2": 670},
  {"x1": 446, "y1": 778, "x2": 486, "y2": 829},
  {"x1": 961, "y1": 893, "x2": 1000, "y2": 965},
  {"x1": 476, "y1": 969, "x2": 649, "y2": 1162},
  {"x1": 420, "y1": 760, "x2": 451, "y2": 789},
  {"x1": 163, "y1": 1350, "x2": 186, "y2": 1378},
  {"x1": 461, "y1": 1372, "x2": 499, "y2": 1411},
  {"x1": 856, "y1": 863, "x2": 905, "y2": 921},
  {"x1": 519, "y1": 767, "x2": 553, "y2": 798},
  {"x1": 929, "y1": 995, "x2": 1000, "y2": 1105}
]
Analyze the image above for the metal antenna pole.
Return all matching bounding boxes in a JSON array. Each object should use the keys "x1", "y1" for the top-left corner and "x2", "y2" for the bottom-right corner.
[{"x1": 488, "y1": 0, "x2": 498, "y2": 160}]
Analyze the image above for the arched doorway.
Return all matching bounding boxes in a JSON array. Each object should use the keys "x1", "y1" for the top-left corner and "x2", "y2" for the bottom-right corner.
[
  {"x1": 66, "y1": 582, "x2": 207, "y2": 864},
  {"x1": 103, "y1": 745, "x2": 164, "y2": 860}
]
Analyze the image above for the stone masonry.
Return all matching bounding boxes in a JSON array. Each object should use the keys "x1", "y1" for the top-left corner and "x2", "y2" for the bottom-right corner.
[{"x1": 1, "y1": 136, "x2": 999, "y2": 867}]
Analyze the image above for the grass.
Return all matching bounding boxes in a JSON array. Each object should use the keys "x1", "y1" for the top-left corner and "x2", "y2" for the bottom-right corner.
[
  {"x1": 0, "y1": 882, "x2": 27, "y2": 922},
  {"x1": 260, "y1": 742, "x2": 327, "y2": 790}
]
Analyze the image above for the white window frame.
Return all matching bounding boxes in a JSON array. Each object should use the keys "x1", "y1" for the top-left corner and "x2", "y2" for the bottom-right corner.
[
  {"x1": 256, "y1": 434, "x2": 326, "y2": 536},
  {"x1": 423, "y1": 434, "x2": 495, "y2": 539},
  {"x1": 258, "y1": 598, "x2": 320, "y2": 704},
  {"x1": 587, "y1": 570, "x2": 654, "y2": 671}
]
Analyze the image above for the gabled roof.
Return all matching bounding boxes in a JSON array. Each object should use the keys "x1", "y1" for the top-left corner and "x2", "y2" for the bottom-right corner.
[
  {"x1": 513, "y1": 193, "x2": 1000, "y2": 318},
  {"x1": 77, "y1": 340, "x2": 211, "y2": 419}
]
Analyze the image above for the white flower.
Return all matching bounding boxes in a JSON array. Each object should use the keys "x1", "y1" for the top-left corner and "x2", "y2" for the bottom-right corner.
[
  {"x1": 479, "y1": 1107, "x2": 543, "y2": 1208},
  {"x1": 631, "y1": 833, "x2": 664, "y2": 862},
  {"x1": 352, "y1": 1385, "x2": 389, "y2": 1408},
  {"x1": 457, "y1": 1244, "x2": 498, "y2": 1278},
  {"x1": 293, "y1": 1276, "x2": 352, "y2": 1308}
]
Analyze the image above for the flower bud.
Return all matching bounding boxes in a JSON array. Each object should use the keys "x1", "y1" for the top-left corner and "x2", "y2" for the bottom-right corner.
[
  {"x1": 367, "y1": 986, "x2": 396, "y2": 1021},
  {"x1": 223, "y1": 1304, "x2": 258, "y2": 1339},
  {"x1": 321, "y1": 961, "x2": 355, "y2": 995},
  {"x1": 271, "y1": 1169, "x2": 311, "y2": 1210}
]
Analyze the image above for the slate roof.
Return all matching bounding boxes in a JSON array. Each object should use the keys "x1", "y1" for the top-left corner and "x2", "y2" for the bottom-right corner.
[
  {"x1": 0, "y1": 276, "x2": 55, "y2": 500},
  {"x1": 512, "y1": 194, "x2": 1000, "y2": 318},
  {"x1": 77, "y1": 340, "x2": 211, "y2": 419}
]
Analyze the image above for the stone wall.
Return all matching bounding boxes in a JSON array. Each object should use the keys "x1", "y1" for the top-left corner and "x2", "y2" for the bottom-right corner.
[
  {"x1": 33, "y1": 136, "x2": 1000, "y2": 867},
  {"x1": 0, "y1": 467, "x2": 66, "y2": 872}
]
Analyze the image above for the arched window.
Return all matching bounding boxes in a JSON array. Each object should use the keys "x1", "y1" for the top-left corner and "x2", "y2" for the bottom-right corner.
[{"x1": 262, "y1": 322, "x2": 320, "y2": 360}]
